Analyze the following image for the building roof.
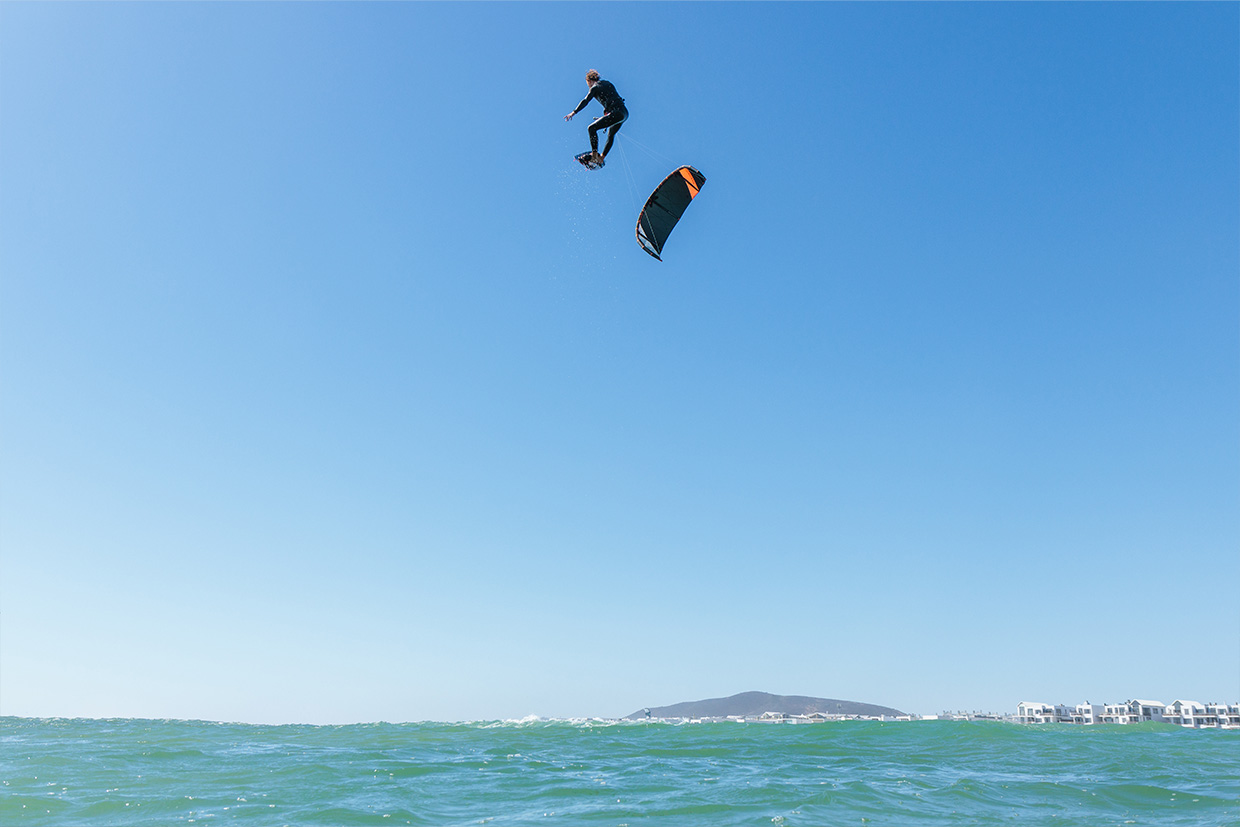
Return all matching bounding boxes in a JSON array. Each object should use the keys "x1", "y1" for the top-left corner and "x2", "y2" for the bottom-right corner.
[{"x1": 1168, "y1": 699, "x2": 1205, "y2": 710}]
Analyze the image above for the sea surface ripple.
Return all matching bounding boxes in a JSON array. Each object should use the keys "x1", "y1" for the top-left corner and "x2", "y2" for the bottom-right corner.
[{"x1": 1, "y1": 717, "x2": 1236, "y2": 826}]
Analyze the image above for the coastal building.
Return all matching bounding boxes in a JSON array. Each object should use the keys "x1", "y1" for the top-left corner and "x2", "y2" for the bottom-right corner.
[
  {"x1": 1129, "y1": 700, "x2": 1166, "y2": 723},
  {"x1": 1099, "y1": 700, "x2": 1165, "y2": 724},
  {"x1": 1025, "y1": 698, "x2": 1238, "y2": 727},
  {"x1": 1071, "y1": 703, "x2": 1103, "y2": 725},
  {"x1": 1164, "y1": 700, "x2": 1207, "y2": 727},
  {"x1": 1017, "y1": 702, "x2": 1083, "y2": 724},
  {"x1": 1164, "y1": 701, "x2": 1240, "y2": 729},
  {"x1": 1016, "y1": 702, "x2": 1056, "y2": 724},
  {"x1": 625, "y1": 698, "x2": 1237, "y2": 727},
  {"x1": 1101, "y1": 703, "x2": 1132, "y2": 724},
  {"x1": 1211, "y1": 703, "x2": 1240, "y2": 727}
]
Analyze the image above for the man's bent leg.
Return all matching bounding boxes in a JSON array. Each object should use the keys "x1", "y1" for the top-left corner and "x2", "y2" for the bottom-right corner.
[
  {"x1": 602, "y1": 123, "x2": 622, "y2": 158},
  {"x1": 590, "y1": 111, "x2": 626, "y2": 157},
  {"x1": 600, "y1": 110, "x2": 627, "y2": 158}
]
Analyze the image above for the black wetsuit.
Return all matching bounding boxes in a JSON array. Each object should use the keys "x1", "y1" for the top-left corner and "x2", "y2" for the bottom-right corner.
[{"x1": 571, "y1": 80, "x2": 628, "y2": 158}]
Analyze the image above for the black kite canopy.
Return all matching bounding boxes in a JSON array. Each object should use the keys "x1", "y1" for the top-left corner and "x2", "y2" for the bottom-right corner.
[{"x1": 635, "y1": 166, "x2": 706, "y2": 261}]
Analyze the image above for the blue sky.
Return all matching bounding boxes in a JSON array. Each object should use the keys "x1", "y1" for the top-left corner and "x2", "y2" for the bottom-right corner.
[{"x1": 1, "y1": 2, "x2": 1236, "y2": 724}]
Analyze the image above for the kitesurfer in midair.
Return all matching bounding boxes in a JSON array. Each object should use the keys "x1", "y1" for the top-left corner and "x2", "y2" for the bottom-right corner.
[{"x1": 565, "y1": 70, "x2": 627, "y2": 167}]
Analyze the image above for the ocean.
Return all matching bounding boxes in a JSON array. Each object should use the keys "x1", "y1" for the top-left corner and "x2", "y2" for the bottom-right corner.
[{"x1": 1, "y1": 717, "x2": 1236, "y2": 826}]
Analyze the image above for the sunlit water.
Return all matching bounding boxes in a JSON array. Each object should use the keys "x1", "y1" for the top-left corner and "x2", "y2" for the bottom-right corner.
[{"x1": 2, "y1": 717, "x2": 1236, "y2": 825}]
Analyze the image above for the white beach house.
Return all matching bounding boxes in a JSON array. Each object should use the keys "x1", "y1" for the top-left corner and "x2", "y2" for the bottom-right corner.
[
  {"x1": 1100, "y1": 700, "x2": 1166, "y2": 724},
  {"x1": 1071, "y1": 703, "x2": 1103, "y2": 725},
  {"x1": 1165, "y1": 701, "x2": 1240, "y2": 728},
  {"x1": 1128, "y1": 700, "x2": 1166, "y2": 723},
  {"x1": 1016, "y1": 702, "x2": 1061, "y2": 724},
  {"x1": 1164, "y1": 700, "x2": 1207, "y2": 727},
  {"x1": 1017, "y1": 702, "x2": 1048, "y2": 723},
  {"x1": 1211, "y1": 703, "x2": 1240, "y2": 727},
  {"x1": 1024, "y1": 698, "x2": 1236, "y2": 726}
]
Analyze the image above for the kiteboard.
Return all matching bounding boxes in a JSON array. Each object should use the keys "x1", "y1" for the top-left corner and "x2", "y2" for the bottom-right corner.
[{"x1": 575, "y1": 151, "x2": 604, "y2": 170}]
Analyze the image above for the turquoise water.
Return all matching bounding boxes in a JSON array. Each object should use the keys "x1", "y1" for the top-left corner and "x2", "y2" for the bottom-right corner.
[{"x1": 2, "y1": 717, "x2": 1236, "y2": 826}]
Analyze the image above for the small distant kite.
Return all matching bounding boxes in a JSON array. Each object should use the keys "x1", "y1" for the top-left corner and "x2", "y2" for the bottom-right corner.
[{"x1": 635, "y1": 166, "x2": 706, "y2": 261}]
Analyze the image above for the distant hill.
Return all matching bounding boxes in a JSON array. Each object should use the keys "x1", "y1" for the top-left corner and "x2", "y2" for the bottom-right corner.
[{"x1": 624, "y1": 691, "x2": 905, "y2": 720}]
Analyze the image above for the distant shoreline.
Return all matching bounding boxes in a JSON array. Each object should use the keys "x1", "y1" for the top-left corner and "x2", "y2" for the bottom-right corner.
[{"x1": 4, "y1": 713, "x2": 1240, "y2": 729}]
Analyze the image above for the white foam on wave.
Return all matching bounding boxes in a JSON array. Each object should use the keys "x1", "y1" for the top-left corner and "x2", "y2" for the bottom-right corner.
[{"x1": 463, "y1": 716, "x2": 666, "y2": 729}]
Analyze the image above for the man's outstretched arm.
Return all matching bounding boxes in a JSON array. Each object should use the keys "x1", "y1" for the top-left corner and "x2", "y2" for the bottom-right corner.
[{"x1": 564, "y1": 87, "x2": 597, "y2": 121}]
